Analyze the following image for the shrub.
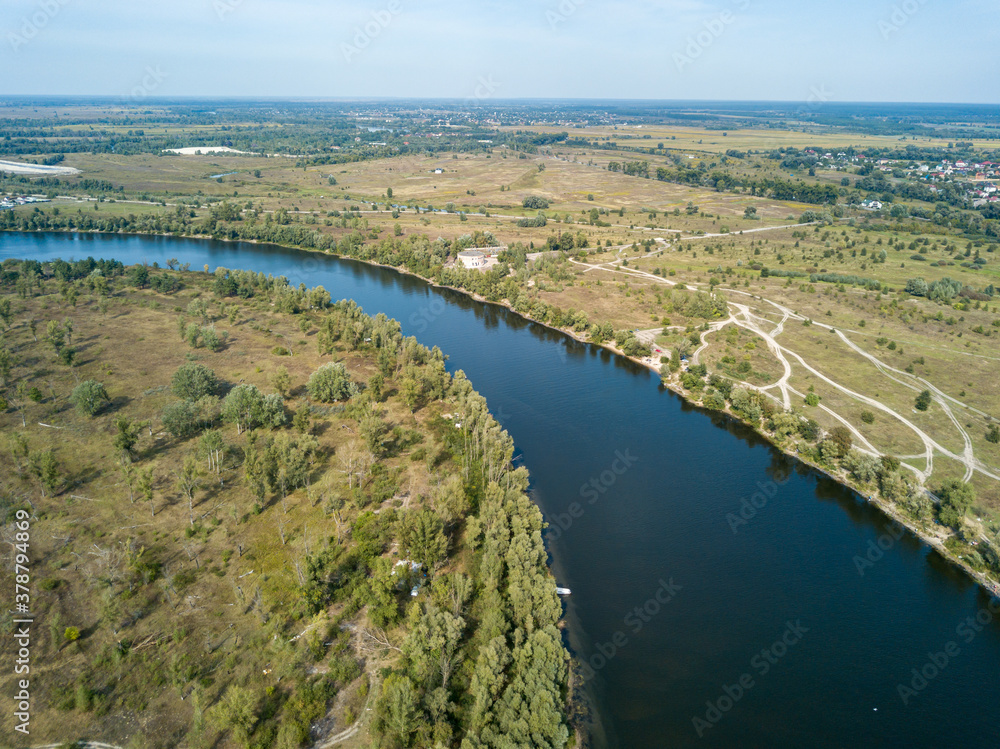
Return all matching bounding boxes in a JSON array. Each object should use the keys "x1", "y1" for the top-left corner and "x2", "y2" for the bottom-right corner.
[
  {"x1": 171, "y1": 363, "x2": 219, "y2": 401},
  {"x1": 860, "y1": 410, "x2": 875, "y2": 424},
  {"x1": 522, "y1": 196, "x2": 550, "y2": 209},
  {"x1": 914, "y1": 390, "x2": 932, "y2": 411},
  {"x1": 804, "y1": 393, "x2": 820, "y2": 407},
  {"x1": 307, "y1": 362, "x2": 358, "y2": 403},
  {"x1": 162, "y1": 400, "x2": 202, "y2": 438},
  {"x1": 70, "y1": 380, "x2": 109, "y2": 416}
]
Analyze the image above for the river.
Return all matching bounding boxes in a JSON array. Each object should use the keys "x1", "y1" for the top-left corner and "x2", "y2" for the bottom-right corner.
[{"x1": 3, "y1": 231, "x2": 999, "y2": 748}]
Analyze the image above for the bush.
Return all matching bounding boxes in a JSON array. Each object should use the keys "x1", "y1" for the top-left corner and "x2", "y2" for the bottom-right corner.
[
  {"x1": 161, "y1": 400, "x2": 202, "y2": 438},
  {"x1": 171, "y1": 363, "x2": 219, "y2": 400},
  {"x1": 804, "y1": 392, "x2": 820, "y2": 407},
  {"x1": 936, "y1": 479, "x2": 975, "y2": 529},
  {"x1": 987, "y1": 424, "x2": 1000, "y2": 444},
  {"x1": 70, "y1": 380, "x2": 110, "y2": 416},
  {"x1": 860, "y1": 410, "x2": 875, "y2": 424},
  {"x1": 522, "y1": 196, "x2": 550, "y2": 210},
  {"x1": 914, "y1": 390, "x2": 932, "y2": 411},
  {"x1": 307, "y1": 362, "x2": 358, "y2": 403}
]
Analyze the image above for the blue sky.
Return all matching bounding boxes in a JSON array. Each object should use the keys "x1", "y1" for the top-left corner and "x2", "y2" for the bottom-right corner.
[{"x1": 4, "y1": 0, "x2": 999, "y2": 103}]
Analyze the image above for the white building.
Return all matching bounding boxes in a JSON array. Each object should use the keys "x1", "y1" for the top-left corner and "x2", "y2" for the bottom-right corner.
[{"x1": 458, "y1": 250, "x2": 487, "y2": 269}]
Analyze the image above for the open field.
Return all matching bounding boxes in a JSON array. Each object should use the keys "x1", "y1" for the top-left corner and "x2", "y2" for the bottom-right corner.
[
  {"x1": 3, "y1": 102, "x2": 999, "y2": 568},
  {"x1": 0, "y1": 265, "x2": 570, "y2": 747}
]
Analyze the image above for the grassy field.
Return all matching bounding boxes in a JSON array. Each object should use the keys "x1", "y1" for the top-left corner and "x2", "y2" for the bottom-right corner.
[
  {"x1": 0, "y1": 270, "x2": 495, "y2": 747},
  {"x1": 5, "y1": 116, "x2": 999, "y2": 546}
]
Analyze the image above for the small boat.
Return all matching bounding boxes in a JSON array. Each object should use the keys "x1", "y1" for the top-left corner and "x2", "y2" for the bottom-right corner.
[{"x1": 556, "y1": 587, "x2": 571, "y2": 596}]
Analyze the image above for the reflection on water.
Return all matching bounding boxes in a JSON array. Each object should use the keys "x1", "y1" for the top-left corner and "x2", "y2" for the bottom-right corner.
[{"x1": 3, "y1": 232, "x2": 999, "y2": 749}]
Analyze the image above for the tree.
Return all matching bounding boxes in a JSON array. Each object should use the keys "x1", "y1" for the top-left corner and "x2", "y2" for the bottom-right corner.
[
  {"x1": 70, "y1": 380, "x2": 110, "y2": 416},
  {"x1": 113, "y1": 415, "x2": 142, "y2": 464},
  {"x1": 222, "y1": 384, "x2": 267, "y2": 434},
  {"x1": 374, "y1": 675, "x2": 420, "y2": 747},
  {"x1": 171, "y1": 363, "x2": 219, "y2": 400},
  {"x1": 0, "y1": 346, "x2": 16, "y2": 386},
  {"x1": 208, "y1": 685, "x2": 259, "y2": 749},
  {"x1": 293, "y1": 404, "x2": 312, "y2": 434},
  {"x1": 137, "y1": 467, "x2": 155, "y2": 517},
  {"x1": 29, "y1": 449, "x2": 60, "y2": 497},
  {"x1": 986, "y1": 424, "x2": 1000, "y2": 444},
  {"x1": 162, "y1": 400, "x2": 202, "y2": 439},
  {"x1": 915, "y1": 390, "x2": 932, "y2": 411},
  {"x1": 198, "y1": 430, "x2": 227, "y2": 478},
  {"x1": 307, "y1": 362, "x2": 357, "y2": 403},
  {"x1": 0, "y1": 297, "x2": 12, "y2": 329},
  {"x1": 46, "y1": 319, "x2": 66, "y2": 354},
  {"x1": 828, "y1": 426, "x2": 853, "y2": 458},
  {"x1": 175, "y1": 456, "x2": 202, "y2": 526},
  {"x1": 937, "y1": 479, "x2": 975, "y2": 529},
  {"x1": 402, "y1": 509, "x2": 448, "y2": 570},
  {"x1": 271, "y1": 365, "x2": 292, "y2": 397}
]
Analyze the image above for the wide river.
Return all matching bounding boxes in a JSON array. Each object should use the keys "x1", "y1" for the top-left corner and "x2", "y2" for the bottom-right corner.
[{"x1": 4, "y1": 232, "x2": 1000, "y2": 748}]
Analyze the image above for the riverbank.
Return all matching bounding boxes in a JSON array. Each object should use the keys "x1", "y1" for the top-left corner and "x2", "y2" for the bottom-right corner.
[{"x1": 9, "y1": 227, "x2": 1000, "y2": 603}]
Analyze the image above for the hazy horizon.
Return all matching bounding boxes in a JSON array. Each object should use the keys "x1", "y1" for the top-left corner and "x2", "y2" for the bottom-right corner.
[{"x1": 5, "y1": 0, "x2": 999, "y2": 104}]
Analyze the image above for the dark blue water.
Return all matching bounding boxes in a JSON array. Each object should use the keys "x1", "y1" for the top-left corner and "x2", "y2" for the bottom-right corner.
[{"x1": 4, "y1": 232, "x2": 1000, "y2": 748}]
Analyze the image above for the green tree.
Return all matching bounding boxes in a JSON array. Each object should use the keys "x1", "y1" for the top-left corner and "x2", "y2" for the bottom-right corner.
[
  {"x1": 828, "y1": 426, "x2": 853, "y2": 458},
  {"x1": 937, "y1": 479, "x2": 975, "y2": 529},
  {"x1": 29, "y1": 449, "x2": 60, "y2": 497},
  {"x1": 222, "y1": 384, "x2": 267, "y2": 434},
  {"x1": 162, "y1": 400, "x2": 202, "y2": 439},
  {"x1": 374, "y1": 674, "x2": 420, "y2": 747},
  {"x1": 402, "y1": 509, "x2": 448, "y2": 571},
  {"x1": 208, "y1": 685, "x2": 259, "y2": 749},
  {"x1": 113, "y1": 415, "x2": 142, "y2": 464},
  {"x1": 70, "y1": 380, "x2": 110, "y2": 416},
  {"x1": 307, "y1": 362, "x2": 357, "y2": 403},
  {"x1": 0, "y1": 298, "x2": 12, "y2": 329},
  {"x1": 198, "y1": 430, "x2": 227, "y2": 477},
  {"x1": 176, "y1": 455, "x2": 202, "y2": 526},
  {"x1": 915, "y1": 390, "x2": 932, "y2": 411},
  {"x1": 137, "y1": 467, "x2": 155, "y2": 517},
  {"x1": 0, "y1": 346, "x2": 16, "y2": 386},
  {"x1": 293, "y1": 404, "x2": 312, "y2": 434},
  {"x1": 271, "y1": 365, "x2": 292, "y2": 397},
  {"x1": 171, "y1": 363, "x2": 220, "y2": 400}
]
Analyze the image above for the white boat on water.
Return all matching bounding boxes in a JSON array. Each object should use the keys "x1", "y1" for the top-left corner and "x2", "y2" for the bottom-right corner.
[{"x1": 556, "y1": 587, "x2": 571, "y2": 596}]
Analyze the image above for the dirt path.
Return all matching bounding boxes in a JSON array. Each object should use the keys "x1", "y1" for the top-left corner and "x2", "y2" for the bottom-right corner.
[{"x1": 568, "y1": 254, "x2": 1000, "y2": 487}]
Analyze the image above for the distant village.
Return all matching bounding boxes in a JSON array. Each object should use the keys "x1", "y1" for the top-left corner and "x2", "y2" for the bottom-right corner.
[
  {"x1": 804, "y1": 149, "x2": 1000, "y2": 209},
  {"x1": 0, "y1": 194, "x2": 48, "y2": 210}
]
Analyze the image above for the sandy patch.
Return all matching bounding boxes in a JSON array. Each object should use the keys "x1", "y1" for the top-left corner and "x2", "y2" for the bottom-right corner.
[{"x1": 0, "y1": 159, "x2": 80, "y2": 176}]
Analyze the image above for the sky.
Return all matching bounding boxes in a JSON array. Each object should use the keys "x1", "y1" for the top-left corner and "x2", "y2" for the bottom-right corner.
[{"x1": 3, "y1": 0, "x2": 999, "y2": 103}]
